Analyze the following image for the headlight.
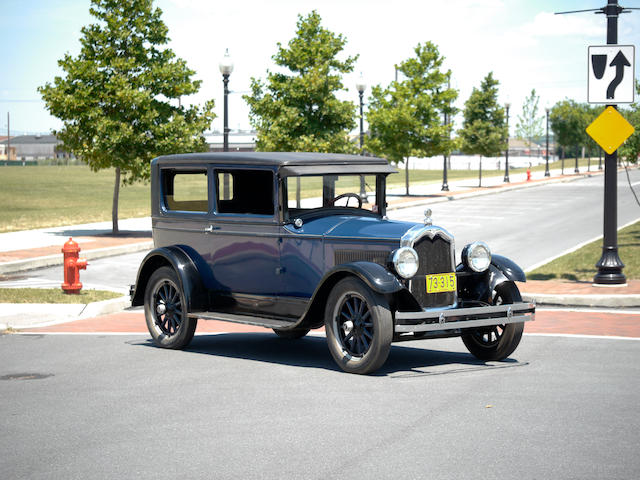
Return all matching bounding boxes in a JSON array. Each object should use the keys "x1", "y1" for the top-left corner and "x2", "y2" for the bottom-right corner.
[
  {"x1": 392, "y1": 247, "x2": 419, "y2": 279},
  {"x1": 462, "y1": 241, "x2": 491, "y2": 272}
]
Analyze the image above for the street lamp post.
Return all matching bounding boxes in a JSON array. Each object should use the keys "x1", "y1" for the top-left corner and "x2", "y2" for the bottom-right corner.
[
  {"x1": 219, "y1": 49, "x2": 234, "y2": 153},
  {"x1": 545, "y1": 107, "x2": 551, "y2": 177},
  {"x1": 504, "y1": 102, "x2": 510, "y2": 183},
  {"x1": 442, "y1": 76, "x2": 451, "y2": 192},
  {"x1": 356, "y1": 74, "x2": 367, "y2": 198}
]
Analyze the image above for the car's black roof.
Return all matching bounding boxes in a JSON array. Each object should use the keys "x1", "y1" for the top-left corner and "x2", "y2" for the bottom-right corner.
[{"x1": 153, "y1": 151, "x2": 390, "y2": 167}]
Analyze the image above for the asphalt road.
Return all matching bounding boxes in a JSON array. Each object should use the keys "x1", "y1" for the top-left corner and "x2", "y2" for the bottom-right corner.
[
  {"x1": 392, "y1": 167, "x2": 640, "y2": 270},
  {"x1": 1, "y1": 332, "x2": 638, "y2": 479},
  {"x1": 5, "y1": 168, "x2": 638, "y2": 293}
]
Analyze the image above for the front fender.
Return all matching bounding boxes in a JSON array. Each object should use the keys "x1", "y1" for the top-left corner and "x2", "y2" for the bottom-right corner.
[
  {"x1": 130, "y1": 246, "x2": 208, "y2": 312},
  {"x1": 295, "y1": 261, "x2": 405, "y2": 330},
  {"x1": 457, "y1": 254, "x2": 526, "y2": 303}
]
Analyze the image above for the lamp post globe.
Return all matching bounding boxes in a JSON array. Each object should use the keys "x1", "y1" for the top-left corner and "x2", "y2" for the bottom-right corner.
[{"x1": 219, "y1": 49, "x2": 234, "y2": 153}]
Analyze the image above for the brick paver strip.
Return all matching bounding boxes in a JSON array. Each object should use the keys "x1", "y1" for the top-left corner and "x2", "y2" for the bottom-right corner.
[
  {"x1": 0, "y1": 236, "x2": 151, "y2": 262},
  {"x1": 21, "y1": 310, "x2": 640, "y2": 338}
]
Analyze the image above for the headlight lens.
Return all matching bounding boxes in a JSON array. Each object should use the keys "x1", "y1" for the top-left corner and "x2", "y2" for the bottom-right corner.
[
  {"x1": 462, "y1": 241, "x2": 491, "y2": 272},
  {"x1": 392, "y1": 247, "x2": 419, "y2": 279}
]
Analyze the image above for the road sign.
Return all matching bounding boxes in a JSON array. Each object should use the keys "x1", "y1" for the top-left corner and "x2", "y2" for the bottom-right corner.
[
  {"x1": 588, "y1": 45, "x2": 635, "y2": 104},
  {"x1": 585, "y1": 106, "x2": 635, "y2": 154}
]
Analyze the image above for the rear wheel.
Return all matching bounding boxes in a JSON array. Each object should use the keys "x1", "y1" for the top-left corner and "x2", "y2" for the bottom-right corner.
[
  {"x1": 325, "y1": 277, "x2": 393, "y2": 374},
  {"x1": 461, "y1": 281, "x2": 524, "y2": 361},
  {"x1": 144, "y1": 266, "x2": 197, "y2": 349}
]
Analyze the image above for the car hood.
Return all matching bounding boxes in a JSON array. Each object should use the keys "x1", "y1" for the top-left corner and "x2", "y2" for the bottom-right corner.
[{"x1": 291, "y1": 215, "x2": 417, "y2": 241}]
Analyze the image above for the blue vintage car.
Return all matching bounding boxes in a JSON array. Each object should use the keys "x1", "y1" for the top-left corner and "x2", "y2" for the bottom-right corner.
[{"x1": 131, "y1": 152, "x2": 535, "y2": 374}]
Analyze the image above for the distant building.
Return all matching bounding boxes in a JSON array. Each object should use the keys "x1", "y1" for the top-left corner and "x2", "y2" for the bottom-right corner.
[
  {"x1": 205, "y1": 131, "x2": 257, "y2": 152},
  {"x1": 0, "y1": 134, "x2": 73, "y2": 161},
  {"x1": 0, "y1": 136, "x2": 16, "y2": 160}
]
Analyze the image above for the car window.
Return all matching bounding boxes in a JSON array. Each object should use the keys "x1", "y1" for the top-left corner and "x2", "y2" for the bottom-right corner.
[
  {"x1": 286, "y1": 174, "x2": 378, "y2": 212},
  {"x1": 162, "y1": 169, "x2": 208, "y2": 213},
  {"x1": 216, "y1": 169, "x2": 274, "y2": 215}
]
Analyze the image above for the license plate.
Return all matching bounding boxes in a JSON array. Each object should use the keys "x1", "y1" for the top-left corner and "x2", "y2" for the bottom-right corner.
[{"x1": 425, "y1": 273, "x2": 457, "y2": 293}]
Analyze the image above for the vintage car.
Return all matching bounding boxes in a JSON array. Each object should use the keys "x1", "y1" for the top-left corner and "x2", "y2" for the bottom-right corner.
[{"x1": 130, "y1": 152, "x2": 535, "y2": 374}]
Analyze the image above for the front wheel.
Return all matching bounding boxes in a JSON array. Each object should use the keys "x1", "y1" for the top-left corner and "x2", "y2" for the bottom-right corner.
[
  {"x1": 324, "y1": 277, "x2": 393, "y2": 374},
  {"x1": 144, "y1": 266, "x2": 197, "y2": 349},
  {"x1": 461, "y1": 281, "x2": 524, "y2": 361}
]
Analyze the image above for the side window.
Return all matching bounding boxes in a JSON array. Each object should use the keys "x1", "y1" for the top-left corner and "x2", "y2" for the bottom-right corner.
[
  {"x1": 161, "y1": 169, "x2": 208, "y2": 213},
  {"x1": 216, "y1": 169, "x2": 274, "y2": 216}
]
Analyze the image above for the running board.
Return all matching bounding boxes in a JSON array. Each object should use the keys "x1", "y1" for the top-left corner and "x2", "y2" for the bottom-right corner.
[{"x1": 189, "y1": 311, "x2": 296, "y2": 329}]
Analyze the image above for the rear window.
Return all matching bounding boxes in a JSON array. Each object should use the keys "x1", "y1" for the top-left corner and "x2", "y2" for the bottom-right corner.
[{"x1": 161, "y1": 169, "x2": 208, "y2": 213}]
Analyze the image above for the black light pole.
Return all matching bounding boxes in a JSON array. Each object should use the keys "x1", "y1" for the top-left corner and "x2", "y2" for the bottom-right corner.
[
  {"x1": 544, "y1": 107, "x2": 550, "y2": 177},
  {"x1": 594, "y1": 0, "x2": 626, "y2": 284},
  {"x1": 356, "y1": 73, "x2": 367, "y2": 198},
  {"x1": 219, "y1": 49, "x2": 234, "y2": 152},
  {"x1": 442, "y1": 76, "x2": 451, "y2": 192},
  {"x1": 504, "y1": 102, "x2": 510, "y2": 182}
]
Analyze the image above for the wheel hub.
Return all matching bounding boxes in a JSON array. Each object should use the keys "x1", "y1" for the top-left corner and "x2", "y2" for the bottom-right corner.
[
  {"x1": 156, "y1": 303, "x2": 167, "y2": 315},
  {"x1": 342, "y1": 320, "x2": 354, "y2": 336}
]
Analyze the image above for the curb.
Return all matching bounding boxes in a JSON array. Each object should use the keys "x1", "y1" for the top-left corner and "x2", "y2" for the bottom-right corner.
[
  {"x1": 387, "y1": 172, "x2": 593, "y2": 211},
  {"x1": 0, "y1": 241, "x2": 153, "y2": 275},
  {"x1": 522, "y1": 293, "x2": 640, "y2": 308},
  {"x1": 0, "y1": 295, "x2": 132, "y2": 331}
]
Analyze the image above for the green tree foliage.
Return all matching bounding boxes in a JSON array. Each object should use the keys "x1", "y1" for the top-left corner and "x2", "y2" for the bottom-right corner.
[
  {"x1": 459, "y1": 72, "x2": 506, "y2": 158},
  {"x1": 515, "y1": 88, "x2": 543, "y2": 146},
  {"x1": 365, "y1": 42, "x2": 457, "y2": 194},
  {"x1": 366, "y1": 42, "x2": 457, "y2": 163},
  {"x1": 39, "y1": 0, "x2": 215, "y2": 232},
  {"x1": 620, "y1": 81, "x2": 640, "y2": 164},
  {"x1": 244, "y1": 11, "x2": 357, "y2": 153},
  {"x1": 549, "y1": 99, "x2": 590, "y2": 161}
]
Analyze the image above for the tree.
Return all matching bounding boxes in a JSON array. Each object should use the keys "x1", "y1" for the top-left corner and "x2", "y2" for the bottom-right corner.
[
  {"x1": 365, "y1": 42, "x2": 457, "y2": 194},
  {"x1": 549, "y1": 99, "x2": 590, "y2": 173},
  {"x1": 515, "y1": 88, "x2": 543, "y2": 148},
  {"x1": 458, "y1": 72, "x2": 506, "y2": 186},
  {"x1": 39, "y1": 0, "x2": 214, "y2": 233},
  {"x1": 244, "y1": 11, "x2": 357, "y2": 153},
  {"x1": 620, "y1": 80, "x2": 640, "y2": 164}
]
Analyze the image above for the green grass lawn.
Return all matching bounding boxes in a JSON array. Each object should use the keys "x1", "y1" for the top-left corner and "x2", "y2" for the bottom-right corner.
[
  {"x1": 0, "y1": 160, "x2": 606, "y2": 234},
  {"x1": 0, "y1": 288, "x2": 122, "y2": 303},
  {"x1": 528, "y1": 221, "x2": 640, "y2": 281}
]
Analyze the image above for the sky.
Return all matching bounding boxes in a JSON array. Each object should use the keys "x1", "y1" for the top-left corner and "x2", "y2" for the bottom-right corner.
[{"x1": 1, "y1": 0, "x2": 639, "y2": 137}]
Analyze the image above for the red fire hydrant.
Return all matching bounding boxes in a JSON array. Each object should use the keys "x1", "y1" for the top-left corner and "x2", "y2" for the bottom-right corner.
[
  {"x1": 61, "y1": 238, "x2": 88, "y2": 294},
  {"x1": 526, "y1": 168, "x2": 532, "y2": 181}
]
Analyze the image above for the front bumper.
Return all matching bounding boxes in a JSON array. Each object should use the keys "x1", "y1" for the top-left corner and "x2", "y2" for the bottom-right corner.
[{"x1": 394, "y1": 302, "x2": 535, "y2": 333}]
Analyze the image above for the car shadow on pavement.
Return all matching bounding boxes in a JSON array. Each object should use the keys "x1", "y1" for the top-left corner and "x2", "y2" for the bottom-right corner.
[{"x1": 133, "y1": 332, "x2": 524, "y2": 376}]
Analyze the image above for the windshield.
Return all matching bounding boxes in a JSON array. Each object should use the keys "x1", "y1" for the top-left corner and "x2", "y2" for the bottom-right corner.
[{"x1": 285, "y1": 174, "x2": 383, "y2": 219}]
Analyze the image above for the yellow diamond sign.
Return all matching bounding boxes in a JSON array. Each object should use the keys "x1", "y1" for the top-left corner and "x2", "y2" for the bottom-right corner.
[{"x1": 586, "y1": 106, "x2": 635, "y2": 155}]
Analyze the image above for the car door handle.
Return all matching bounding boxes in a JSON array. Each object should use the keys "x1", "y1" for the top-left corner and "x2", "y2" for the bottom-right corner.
[{"x1": 204, "y1": 225, "x2": 220, "y2": 233}]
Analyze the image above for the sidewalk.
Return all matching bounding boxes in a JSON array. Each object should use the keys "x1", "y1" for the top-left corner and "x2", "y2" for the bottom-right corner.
[{"x1": 1, "y1": 166, "x2": 639, "y2": 331}]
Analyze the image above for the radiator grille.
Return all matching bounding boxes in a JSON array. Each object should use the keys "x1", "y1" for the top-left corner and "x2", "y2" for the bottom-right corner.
[
  {"x1": 410, "y1": 235, "x2": 456, "y2": 308},
  {"x1": 335, "y1": 250, "x2": 389, "y2": 267}
]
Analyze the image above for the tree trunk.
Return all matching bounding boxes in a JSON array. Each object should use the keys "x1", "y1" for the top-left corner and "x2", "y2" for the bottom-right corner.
[
  {"x1": 112, "y1": 167, "x2": 120, "y2": 234},
  {"x1": 478, "y1": 156, "x2": 482, "y2": 187},
  {"x1": 405, "y1": 157, "x2": 410, "y2": 196}
]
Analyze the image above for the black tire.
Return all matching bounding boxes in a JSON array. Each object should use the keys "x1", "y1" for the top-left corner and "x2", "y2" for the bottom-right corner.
[
  {"x1": 144, "y1": 266, "x2": 197, "y2": 349},
  {"x1": 273, "y1": 328, "x2": 310, "y2": 340},
  {"x1": 461, "y1": 281, "x2": 524, "y2": 361},
  {"x1": 324, "y1": 277, "x2": 393, "y2": 374}
]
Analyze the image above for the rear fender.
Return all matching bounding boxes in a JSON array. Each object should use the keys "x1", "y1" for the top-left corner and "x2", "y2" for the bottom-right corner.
[{"x1": 130, "y1": 246, "x2": 209, "y2": 312}]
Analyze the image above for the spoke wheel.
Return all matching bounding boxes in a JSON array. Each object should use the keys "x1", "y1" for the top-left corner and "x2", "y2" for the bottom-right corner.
[
  {"x1": 325, "y1": 277, "x2": 393, "y2": 374},
  {"x1": 461, "y1": 281, "x2": 524, "y2": 361},
  {"x1": 144, "y1": 266, "x2": 197, "y2": 349}
]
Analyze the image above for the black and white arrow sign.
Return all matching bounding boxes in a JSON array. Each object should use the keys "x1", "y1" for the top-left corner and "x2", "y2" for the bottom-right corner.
[{"x1": 588, "y1": 45, "x2": 635, "y2": 104}]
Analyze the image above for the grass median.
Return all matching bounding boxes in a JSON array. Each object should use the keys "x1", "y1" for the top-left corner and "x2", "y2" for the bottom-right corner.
[
  {"x1": 0, "y1": 288, "x2": 122, "y2": 304},
  {"x1": 529, "y1": 220, "x2": 640, "y2": 281}
]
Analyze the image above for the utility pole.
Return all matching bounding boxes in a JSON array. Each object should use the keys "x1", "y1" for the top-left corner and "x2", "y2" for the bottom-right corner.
[{"x1": 557, "y1": 1, "x2": 638, "y2": 285}]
